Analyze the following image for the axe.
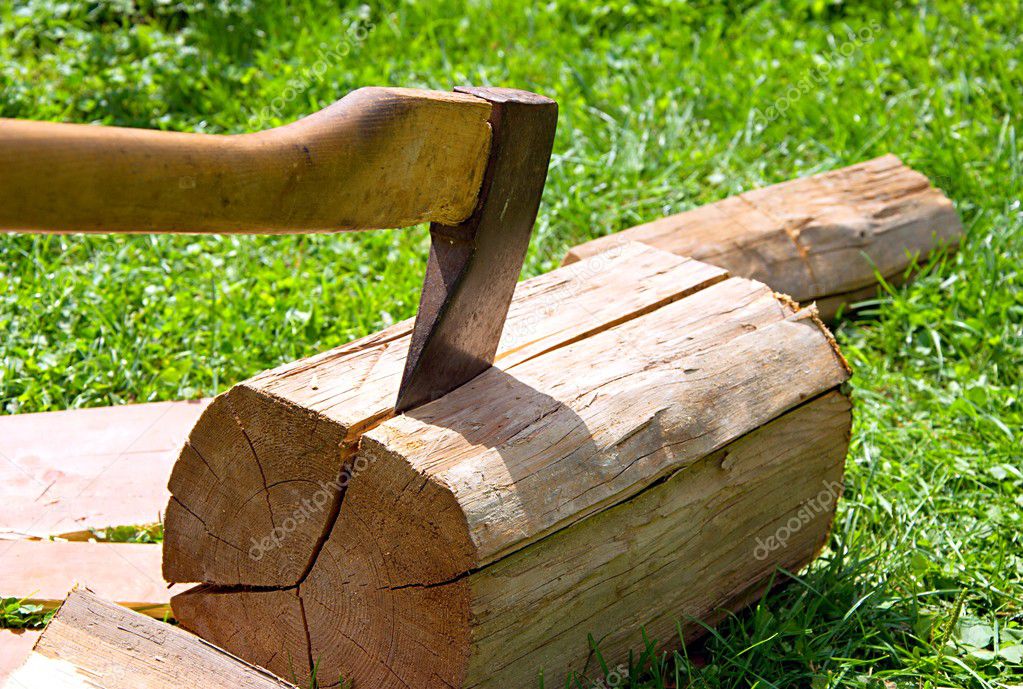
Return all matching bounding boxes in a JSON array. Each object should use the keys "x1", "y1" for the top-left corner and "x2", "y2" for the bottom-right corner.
[{"x1": 0, "y1": 86, "x2": 558, "y2": 412}]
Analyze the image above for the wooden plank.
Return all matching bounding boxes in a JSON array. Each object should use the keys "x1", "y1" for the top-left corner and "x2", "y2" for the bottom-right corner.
[
  {"x1": 563, "y1": 155, "x2": 963, "y2": 320},
  {"x1": 169, "y1": 259, "x2": 852, "y2": 688},
  {"x1": 0, "y1": 541, "x2": 184, "y2": 618},
  {"x1": 162, "y1": 242, "x2": 729, "y2": 587},
  {"x1": 0, "y1": 399, "x2": 210, "y2": 540},
  {"x1": 0, "y1": 87, "x2": 491, "y2": 233},
  {"x1": 4, "y1": 589, "x2": 296, "y2": 689},
  {"x1": 0, "y1": 629, "x2": 40, "y2": 685}
]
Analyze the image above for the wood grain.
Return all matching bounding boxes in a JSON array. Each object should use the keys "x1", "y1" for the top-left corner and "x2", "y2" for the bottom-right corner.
[
  {"x1": 167, "y1": 254, "x2": 852, "y2": 688},
  {"x1": 0, "y1": 540, "x2": 183, "y2": 618},
  {"x1": 0, "y1": 87, "x2": 491, "y2": 233},
  {"x1": 359, "y1": 285, "x2": 849, "y2": 576},
  {"x1": 563, "y1": 155, "x2": 963, "y2": 320},
  {"x1": 0, "y1": 399, "x2": 210, "y2": 540},
  {"x1": 461, "y1": 392, "x2": 851, "y2": 688},
  {"x1": 162, "y1": 242, "x2": 728, "y2": 587},
  {"x1": 4, "y1": 589, "x2": 296, "y2": 689}
]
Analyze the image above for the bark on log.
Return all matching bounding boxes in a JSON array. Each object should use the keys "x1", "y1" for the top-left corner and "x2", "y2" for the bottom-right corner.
[
  {"x1": 563, "y1": 155, "x2": 963, "y2": 320},
  {"x1": 3, "y1": 589, "x2": 297, "y2": 689},
  {"x1": 164, "y1": 245, "x2": 851, "y2": 688}
]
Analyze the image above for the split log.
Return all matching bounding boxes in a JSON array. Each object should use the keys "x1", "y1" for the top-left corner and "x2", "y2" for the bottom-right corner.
[
  {"x1": 0, "y1": 540, "x2": 183, "y2": 618},
  {"x1": 0, "y1": 398, "x2": 209, "y2": 539},
  {"x1": 164, "y1": 244, "x2": 851, "y2": 688},
  {"x1": 162, "y1": 241, "x2": 729, "y2": 587},
  {"x1": 564, "y1": 155, "x2": 963, "y2": 320},
  {"x1": 3, "y1": 589, "x2": 297, "y2": 689}
]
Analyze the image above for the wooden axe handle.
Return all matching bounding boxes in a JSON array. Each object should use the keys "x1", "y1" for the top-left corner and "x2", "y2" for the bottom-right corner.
[{"x1": 0, "y1": 87, "x2": 492, "y2": 234}]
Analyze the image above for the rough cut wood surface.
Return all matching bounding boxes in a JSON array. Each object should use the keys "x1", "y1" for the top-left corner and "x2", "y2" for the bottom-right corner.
[
  {"x1": 0, "y1": 399, "x2": 210, "y2": 540},
  {"x1": 0, "y1": 87, "x2": 491, "y2": 233},
  {"x1": 0, "y1": 540, "x2": 182, "y2": 618},
  {"x1": 563, "y1": 155, "x2": 963, "y2": 320},
  {"x1": 460, "y1": 392, "x2": 850, "y2": 688},
  {"x1": 166, "y1": 248, "x2": 852, "y2": 688},
  {"x1": 163, "y1": 242, "x2": 729, "y2": 587},
  {"x1": 3, "y1": 589, "x2": 296, "y2": 689}
]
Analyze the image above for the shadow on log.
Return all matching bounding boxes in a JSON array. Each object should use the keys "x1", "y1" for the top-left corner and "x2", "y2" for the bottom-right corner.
[{"x1": 164, "y1": 245, "x2": 851, "y2": 688}]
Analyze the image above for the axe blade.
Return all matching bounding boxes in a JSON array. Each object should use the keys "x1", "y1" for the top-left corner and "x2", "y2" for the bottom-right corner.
[{"x1": 395, "y1": 87, "x2": 558, "y2": 413}]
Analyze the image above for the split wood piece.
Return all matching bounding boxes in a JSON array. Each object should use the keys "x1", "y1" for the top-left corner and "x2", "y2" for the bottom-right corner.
[
  {"x1": 564, "y1": 155, "x2": 963, "y2": 320},
  {"x1": 0, "y1": 540, "x2": 184, "y2": 619},
  {"x1": 162, "y1": 242, "x2": 729, "y2": 587},
  {"x1": 0, "y1": 629, "x2": 40, "y2": 685},
  {"x1": 0, "y1": 398, "x2": 210, "y2": 540},
  {"x1": 170, "y1": 268, "x2": 852, "y2": 688},
  {"x1": 3, "y1": 589, "x2": 297, "y2": 689},
  {"x1": 0, "y1": 88, "x2": 491, "y2": 233}
]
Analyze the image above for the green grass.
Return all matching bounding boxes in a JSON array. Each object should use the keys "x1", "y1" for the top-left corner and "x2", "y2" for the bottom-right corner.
[
  {"x1": 1, "y1": 0, "x2": 1020, "y2": 686},
  {"x1": 89, "y1": 523, "x2": 164, "y2": 543},
  {"x1": 1, "y1": 597, "x2": 52, "y2": 629}
]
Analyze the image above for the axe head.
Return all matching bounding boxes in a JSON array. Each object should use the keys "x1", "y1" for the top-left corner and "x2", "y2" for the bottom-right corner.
[{"x1": 395, "y1": 87, "x2": 558, "y2": 412}]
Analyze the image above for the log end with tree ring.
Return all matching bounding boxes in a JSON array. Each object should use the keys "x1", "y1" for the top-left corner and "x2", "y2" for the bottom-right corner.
[{"x1": 164, "y1": 384, "x2": 348, "y2": 587}]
